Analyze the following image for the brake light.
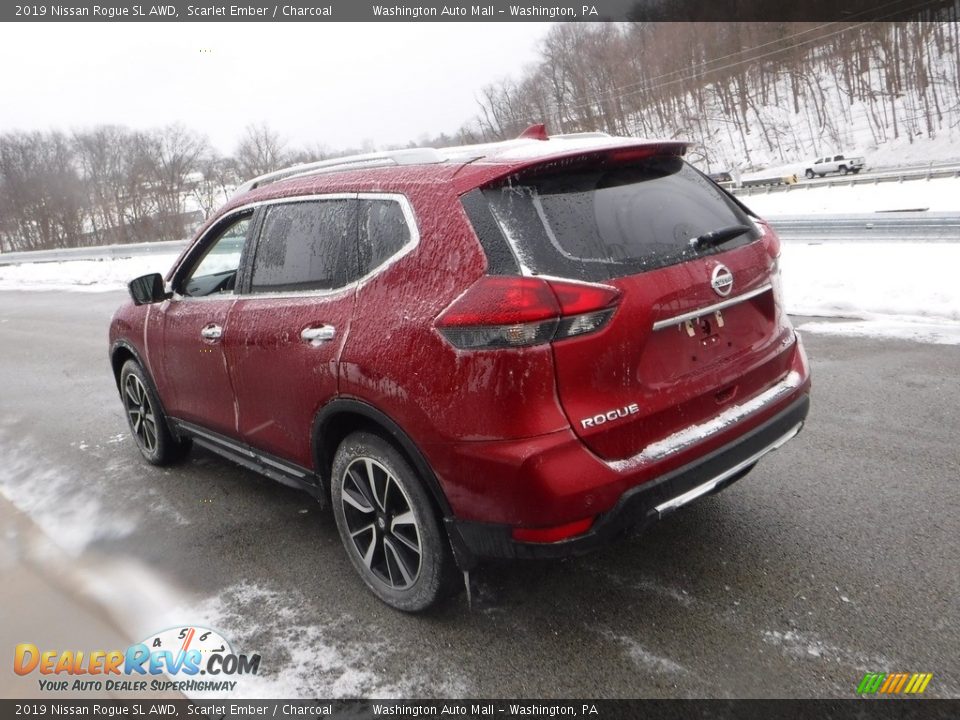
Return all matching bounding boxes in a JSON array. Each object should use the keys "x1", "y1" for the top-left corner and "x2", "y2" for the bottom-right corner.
[
  {"x1": 436, "y1": 276, "x2": 620, "y2": 350},
  {"x1": 607, "y1": 147, "x2": 659, "y2": 164}
]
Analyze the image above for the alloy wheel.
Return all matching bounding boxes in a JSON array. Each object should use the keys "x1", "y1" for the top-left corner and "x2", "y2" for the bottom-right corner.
[
  {"x1": 340, "y1": 457, "x2": 422, "y2": 590},
  {"x1": 124, "y1": 373, "x2": 158, "y2": 454}
]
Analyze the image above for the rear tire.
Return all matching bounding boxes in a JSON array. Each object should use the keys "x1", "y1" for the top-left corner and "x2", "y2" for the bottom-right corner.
[
  {"x1": 840, "y1": 165, "x2": 849, "y2": 175},
  {"x1": 119, "y1": 360, "x2": 191, "y2": 466},
  {"x1": 331, "y1": 431, "x2": 457, "y2": 612}
]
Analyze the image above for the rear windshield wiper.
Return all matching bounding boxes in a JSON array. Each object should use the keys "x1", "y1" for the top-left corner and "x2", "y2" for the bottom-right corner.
[{"x1": 688, "y1": 224, "x2": 751, "y2": 252}]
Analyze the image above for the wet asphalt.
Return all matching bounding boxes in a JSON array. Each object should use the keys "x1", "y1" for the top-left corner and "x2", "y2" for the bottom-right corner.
[{"x1": 0, "y1": 289, "x2": 957, "y2": 699}]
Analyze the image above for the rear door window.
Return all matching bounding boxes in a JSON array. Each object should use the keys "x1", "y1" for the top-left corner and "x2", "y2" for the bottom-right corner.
[
  {"x1": 358, "y1": 198, "x2": 412, "y2": 275},
  {"x1": 249, "y1": 199, "x2": 359, "y2": 293},
  {"x1": 478, "y1": 157, "x2": 759, "y2": 282}
]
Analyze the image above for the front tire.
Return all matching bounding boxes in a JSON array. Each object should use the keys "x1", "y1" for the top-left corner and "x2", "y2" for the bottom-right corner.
[
  {"x1": 120, "y1": 360, "x2": 191, "y2": 466},
  {"x1": 804, "y1": 169, "x2": 814, "y2": 179},
  {"x1": 331, "y1": 432, "x2": 456, "y2": 612}
]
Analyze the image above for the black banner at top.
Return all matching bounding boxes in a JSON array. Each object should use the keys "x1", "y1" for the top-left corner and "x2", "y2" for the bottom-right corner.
[
  {"x1": 4, "y1": 0, "x2": 960, "y2": 22},
  {"x1": 2, "y1": 700, "x2": 960, "y2": 720}
]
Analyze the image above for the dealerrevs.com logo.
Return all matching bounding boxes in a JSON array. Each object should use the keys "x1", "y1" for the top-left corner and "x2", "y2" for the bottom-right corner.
[{"x1": 13, "y1": 626, "x2": 260, "y2": 693}]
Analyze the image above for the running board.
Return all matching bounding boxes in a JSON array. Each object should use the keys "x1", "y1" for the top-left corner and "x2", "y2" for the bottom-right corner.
[{"x1": 171, "y1": 419, "x2": 323, "y2": 500}]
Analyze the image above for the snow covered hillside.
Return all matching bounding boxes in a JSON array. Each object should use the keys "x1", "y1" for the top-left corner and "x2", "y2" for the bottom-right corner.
[{"x1": 630, "y1": 24, "x2": 960, "y2": 174}]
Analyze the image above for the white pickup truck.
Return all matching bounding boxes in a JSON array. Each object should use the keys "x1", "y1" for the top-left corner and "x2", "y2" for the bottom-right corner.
[{"x1": 803, "y1": 154, "x2": 866, "y2": 178}]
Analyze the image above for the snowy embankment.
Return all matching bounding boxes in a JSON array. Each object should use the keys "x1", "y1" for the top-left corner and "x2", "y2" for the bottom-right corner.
[
  {"x1": 780, "y1": 243, "x2": 960, "y2": 345},
  {"x1": 744, "y1": 175, "x2": 960, "y2": 216},
  {"x1": 1, "y1": 242, "x2": 957, "y2": 345},
  {"x1": 749, "y1": 175, "x2": 960, "y2": 344},
  {"x1": 1, "y1": 214, "x2": 959, "y2": 346},
  {"x1": 0, "y1": 253, "x2": 183, "y2": 293}
]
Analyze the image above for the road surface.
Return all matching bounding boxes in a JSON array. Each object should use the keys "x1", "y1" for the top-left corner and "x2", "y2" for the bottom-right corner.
[{"x1": 1, "y1": 290, "x2": 958, "y2": 699}]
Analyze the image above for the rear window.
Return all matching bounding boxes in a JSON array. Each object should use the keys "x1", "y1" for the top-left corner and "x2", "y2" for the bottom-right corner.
[{"x1": 480, "y1": 157, "x2": 759, "y2": 281}]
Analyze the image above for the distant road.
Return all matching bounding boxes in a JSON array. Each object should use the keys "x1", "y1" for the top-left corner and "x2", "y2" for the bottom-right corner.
[
  {"x1": 1, "y1": 211, "x2": 958, "y2": 267},
  {"x1": 797, "y1": 160, "x2": 960, "y2": 186},
  {"x1": 768, "y1": 212, "x2": 960, "y2": 242},
  {"x1": 735, "y1": 161, "x2": 960, "y2": 195}
]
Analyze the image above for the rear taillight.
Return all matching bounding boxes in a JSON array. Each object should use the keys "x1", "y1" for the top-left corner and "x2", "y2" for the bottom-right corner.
[
  {"x1": 755, "y1": 217, "x2": 781, "y2": 262},
  {"x1": 436, "y1": 276, "x2": 620, "y2": 350}
]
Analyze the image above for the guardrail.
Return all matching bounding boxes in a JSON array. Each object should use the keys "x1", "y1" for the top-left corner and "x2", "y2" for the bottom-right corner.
[
  {"x1": 768, "y1": 212, "x2": 960, "y2": 242},
  {"x1": 0, "y1": 239, "x2": 189, "y2": 266}
]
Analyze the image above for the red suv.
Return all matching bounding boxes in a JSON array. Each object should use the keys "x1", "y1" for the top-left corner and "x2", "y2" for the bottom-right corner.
[{"x1": 110, "y1": 128, "x2": 810, "y2": 611}]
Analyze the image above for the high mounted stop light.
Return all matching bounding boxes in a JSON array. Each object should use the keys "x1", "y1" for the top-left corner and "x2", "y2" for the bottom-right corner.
[{"x1": 518, "y1": 123, "x2": 549, "y2": 141}]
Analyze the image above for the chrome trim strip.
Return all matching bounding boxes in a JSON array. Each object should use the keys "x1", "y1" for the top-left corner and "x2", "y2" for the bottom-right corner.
[
  {"x1": 654, "y1": 422, "x2": 802, "y2": 517},
  {"x1": 260, "y1": 455, "x2": 307, "y2": 478},
  {"x1": 607, "y1": 370, "x2": 802, "y2": 472},
  {"x1": 652, "y1": 283, "x2": 772, "y2": 331},
  {"x1": 187, "y1": 425, "x2": 256, "y2": 458},
  {"x1": 170, "y1": 192, "x2": 420, "y2": 302},
  {"x1": 175, "y1": 418, "x2": 311, "y2": 480}
]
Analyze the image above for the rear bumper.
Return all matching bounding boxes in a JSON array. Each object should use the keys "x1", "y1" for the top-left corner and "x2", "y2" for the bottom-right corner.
[{"x1": 446, "y1": 392, "x2": 809, "y2": 565}]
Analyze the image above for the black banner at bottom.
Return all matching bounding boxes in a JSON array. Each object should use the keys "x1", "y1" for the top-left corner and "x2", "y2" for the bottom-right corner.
[{"x1": 2, "y1": 699, "x2": 960, "y2": 720}]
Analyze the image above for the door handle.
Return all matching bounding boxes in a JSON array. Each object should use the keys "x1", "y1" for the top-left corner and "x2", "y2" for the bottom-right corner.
[
  {"x1": 200, "y1": 324, "x2": 223, "y2": 341},
  {"x1": 301, "y1": 325, "x2": 336, "y2": 345}
]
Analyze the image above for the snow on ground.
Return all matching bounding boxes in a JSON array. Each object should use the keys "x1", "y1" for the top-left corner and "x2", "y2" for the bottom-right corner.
[
  {"x1": 0, "y1": 418, "x2": 470, "y2": 698},
  {"x1": 796, "y1": 318, "x2": 960, "y2": 346},
  {"x1": 0, "y1": 253, "x2": 181, "y2": 293},
  {"x1": 762, "y1": 629, "x2": 894, "y2": 670},
  {"x1": 2, "y1": 230, "x2": 959, "y2": 345},
  {"x1": 182, "y1": 582, "x2": 470, "y2": 699},
  {"x1": 779, "y1": 241, "x2": 960, "y2": 345},
  {"x1": 779, "y1": 242, "x2": 960, "y2": 322},
  {"x1": 745, "y1": 175, "x2": 960, "y2": 215}
]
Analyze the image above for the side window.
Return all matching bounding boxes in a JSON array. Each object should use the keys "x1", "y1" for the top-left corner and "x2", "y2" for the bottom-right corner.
[
  {"x1": 250, "y1": 200, "x2": 358, "y2": 293},
  {"x1": 835, "y1": 154, "x2": 844, "y2": 161},
  {"x1": 359, "y1": 198, "x2": 412, "y2": 274},
  {"x1": 180, "y1": 214, "x2": 251, "y2": 297}
]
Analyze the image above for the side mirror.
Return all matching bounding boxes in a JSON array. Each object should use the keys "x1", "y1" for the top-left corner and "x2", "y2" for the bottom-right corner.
[{"x1": 128, "y1": 273, "x2": 169, "y2": 306}]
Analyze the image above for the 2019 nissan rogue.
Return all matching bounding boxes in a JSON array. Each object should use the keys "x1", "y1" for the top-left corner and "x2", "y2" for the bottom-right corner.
[{"x1": 109, "y1": 127, "x2": 811, "y2": 611}]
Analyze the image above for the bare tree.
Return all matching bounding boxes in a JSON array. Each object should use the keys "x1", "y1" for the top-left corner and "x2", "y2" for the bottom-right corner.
[
  {"x1": 192, "y1": 153, "x2": 240, "y2": 220},
  {"x1": 235, "y1": 122, "x2": 288, "y2": 179},
  {"x1": 139, "y1": 124, "x2": 209, "y2": 240},
  {"x1": 0, "y1": 131, "x2": 85, "y2": 250}
]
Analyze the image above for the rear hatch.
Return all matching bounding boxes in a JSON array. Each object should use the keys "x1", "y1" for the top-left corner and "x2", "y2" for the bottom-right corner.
[{"x1": 478, "y1": 154, "x2": 793, "y2": 461}]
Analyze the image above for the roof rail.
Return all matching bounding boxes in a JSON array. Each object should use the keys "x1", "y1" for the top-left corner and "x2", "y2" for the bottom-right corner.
[{"x1": 232, "y1": 147, "x2": 445, "y2": 197}]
